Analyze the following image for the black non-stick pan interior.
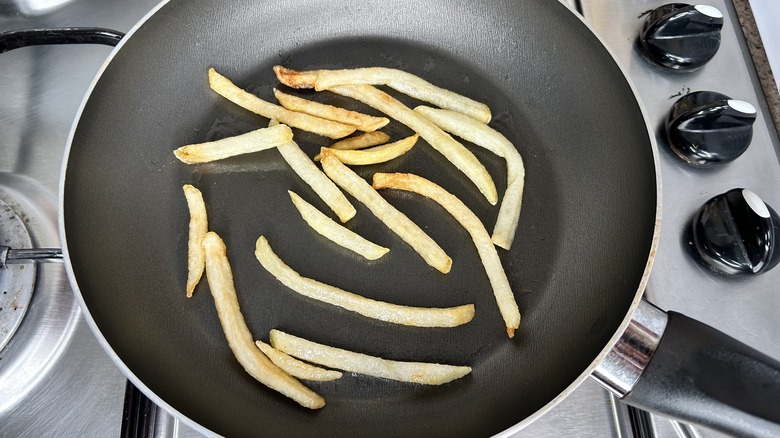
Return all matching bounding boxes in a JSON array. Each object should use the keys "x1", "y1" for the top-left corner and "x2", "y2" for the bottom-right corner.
[{"x1": 63, "y1": 0, "x2": 657, "y2": 436}]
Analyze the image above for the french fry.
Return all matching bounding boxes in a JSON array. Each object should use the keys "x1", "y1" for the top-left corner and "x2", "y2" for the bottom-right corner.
[
  {"x1": 270, "y1": 330, "x2": 472, "y2": 385},
  {"x1": 274, "y1": 67, "x2": 496, "y2": 203},
  {"x1": 263, "y1": 119, "x2": 356, "y2": 222},
  {"x1": 327, "y1": 131, "x2": 391, "y2": 151},
  {"x1": 288, "y1": 191, "x2": 388, "y2": 260},
  {"x1": 174, "y1": 124, "x2": 293, "y2": 164},
  {"x1": 273, "y1": 65, "x2": 318, "y2": 89},
  {"x1": 183, "y1": 185, "x2": 207, "y2": 297},
  {"x1": 312, "y1": 131, "x2": 391, "y2": 161},
  {"x1": 372, "y1": 173, "x2": 520, "y2": 338},
  {"x1": 320, "y1": 150, "x2": 452, "y2": 273},
  {"x1": 325, "y1": 84, "x2": 498, "y2": 205},
  {"x1": 278, "y1": 140, "x2": 357, "y2": 223},
  {"x1": 273, "y1": 65, "x2": 492, "y2": 123},
  {"x1": 321, "y1": 134, "x2": 418, "y2": 166},
  {"x1": 415, "y1": 106, "x2": 525, "y2": 250},
  {"x1": 208, "y1": 68, "x2": 355, "y2": 139},
  {"x1": 255, "y1": 340, "x2": 343, "y2": 381},
  {"x1": 202, "y1": 232, "x2": 324, "y2": 409},
  {"x1": 256, "y1": 236, "x2": 472, "y2": 327},
  {"x1": 273, "y1": 88, "x2": 389, "y2": 132}
]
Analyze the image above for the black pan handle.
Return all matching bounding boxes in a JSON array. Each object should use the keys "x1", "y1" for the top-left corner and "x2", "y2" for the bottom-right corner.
[
  {"x1": 594, "y1": 301, "x2": 780, "y2": 437},
  {"x1": 622, "y1": 311, "x2": 780, "y2": 437},
  {"x1": 0, "y1": 27, "x2": 124, "y2": 53}
]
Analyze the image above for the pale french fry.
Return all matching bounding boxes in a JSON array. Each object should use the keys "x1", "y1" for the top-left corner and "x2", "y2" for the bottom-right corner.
[
  {"x1": 183, "y1": 185, "x2": 207, "y2": 297},
  {"x1": 288, "y1": 191, "x2": 388, "y2": 260},
  {"x1": 322, "y1": 134, "x2": 418, "y2": 166},
  {"x1": 255, "y1": 236, "x2": 473, "y2": 327},
  {"x1": 372, "y1": 173, "x2": 520, "y2": 338},
  {"x1": 273, "y1": 88, "x2": 389, "y2": 132},
  {"x1": 415, "y1": 106, "x2": 525, "y2": 250},
  {"x1": 208, "y1": 68, "x2": 355, "y2": 139},
  {"x1": 273, "y1": 65, "x2": 491, "y2": 123},
  {"x1": 320, "y1": 150, "x2": 452, "y2": 273},
  {"x1": 255, "y1": 340, "x2": 343, "y2": 381},
  {"x1": 263, "y1": 119, "x2": 355, "y2": 222},
  {"x1": 270, "y1": 330, "x2": 472, "y2": 385},
  {"x1": 326, "y1": 84, "x2": 498, "y2": 205},
  {"x1": 278, "y1": 140, "x2": 356, "y2": 223},
  {"x1": 202, "y1": 232, "x2": 324, "y2": 409},
  {"x1": 174, "y1": 124, "x2": 293, "y2": 164},
  {"x1": 312, "y1": 131, "x2": 391, "y2": 161}
]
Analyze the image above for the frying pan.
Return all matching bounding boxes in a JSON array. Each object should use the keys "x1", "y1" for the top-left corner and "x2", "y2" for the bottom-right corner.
[{"x1": 2, "y1": 0, "x2": 779, "y2": 436}]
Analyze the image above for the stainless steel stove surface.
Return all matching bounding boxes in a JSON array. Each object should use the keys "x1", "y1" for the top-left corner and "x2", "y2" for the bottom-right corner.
[
  {"x1": 1, "y1": 1, "x2": 778, "y2": 437},
  {"x1": 1, "y1": 3, "x2": 164, "y2": 437}
]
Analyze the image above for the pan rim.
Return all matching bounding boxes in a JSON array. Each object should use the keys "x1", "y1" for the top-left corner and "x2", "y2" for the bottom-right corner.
[{"x1": 56, "y1": 0, "x2": 662, "y2": 436}]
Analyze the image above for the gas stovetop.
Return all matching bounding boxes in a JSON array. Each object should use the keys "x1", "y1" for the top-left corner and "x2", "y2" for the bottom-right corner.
[{"x1": 0, "y1": 1, "x2": 778, "y2": 437}]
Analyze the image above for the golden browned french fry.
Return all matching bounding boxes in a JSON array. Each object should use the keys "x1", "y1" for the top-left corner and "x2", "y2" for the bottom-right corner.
[
  {"x1": 201, "y1": 232, "x2": 324, "y2": 409},
  {"x1": 183, "y1": 185, "x2": 207, "y2": 297},
  {"x1": 273, "y1": 65, "x2": 318, "y2": 89},
  {"x1": 255, "y1": 340, "x2": 342, "y2": 381},
  {"x1": 328, "y1": 131, "x2": 391, "y2": 150},
  {"x1": 208, "y1": 68, "x2": 355, "y2": 139},
  {"x1": 414, "y1": 106, "x2": 525, "y2": 250},
  {"x1": 372, "y1": 173, "x2": 520, "y2": 338},
  {"x1": 320, "y1": 150, "x2": 452, "y2": 273},
  {"x1": 322, "y1": 134, "x2": 418, "y2": 166},
  {"x1": 288, "y1": 191, "x2": 388, "y2": 260},
  {"x1": 174, "y1": 124, "x2": 293, "y2": 164},
  {"x1": 312, "y1": 131, "x2": 391, "y2": 161},
  {"x1": 270, "y1": 330, "x2": 472, "y2": 385},
  {"x1": 273, "y1": 65, "x2": 491, "y2": 123},
  {"x1": 326, "y1": 84, "x2": 497, "y2": 205},
  {"x1": 255, "y1": 236, "x2": 473, "y2": 327},
  {"x1": 273, "y1": 88, "x2": 389, "y2": 132}
]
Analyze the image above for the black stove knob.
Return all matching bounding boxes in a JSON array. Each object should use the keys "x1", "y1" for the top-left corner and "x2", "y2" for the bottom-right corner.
[
  {"x1": 692, "y1": 189, "x2": 780, "y2": 275},
  {"x1": 665, "y1": 91, "x2": 756, "y2": 166},
  {"x1": 640, "y1": 3, "x2": 723, "y2": 70}
]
